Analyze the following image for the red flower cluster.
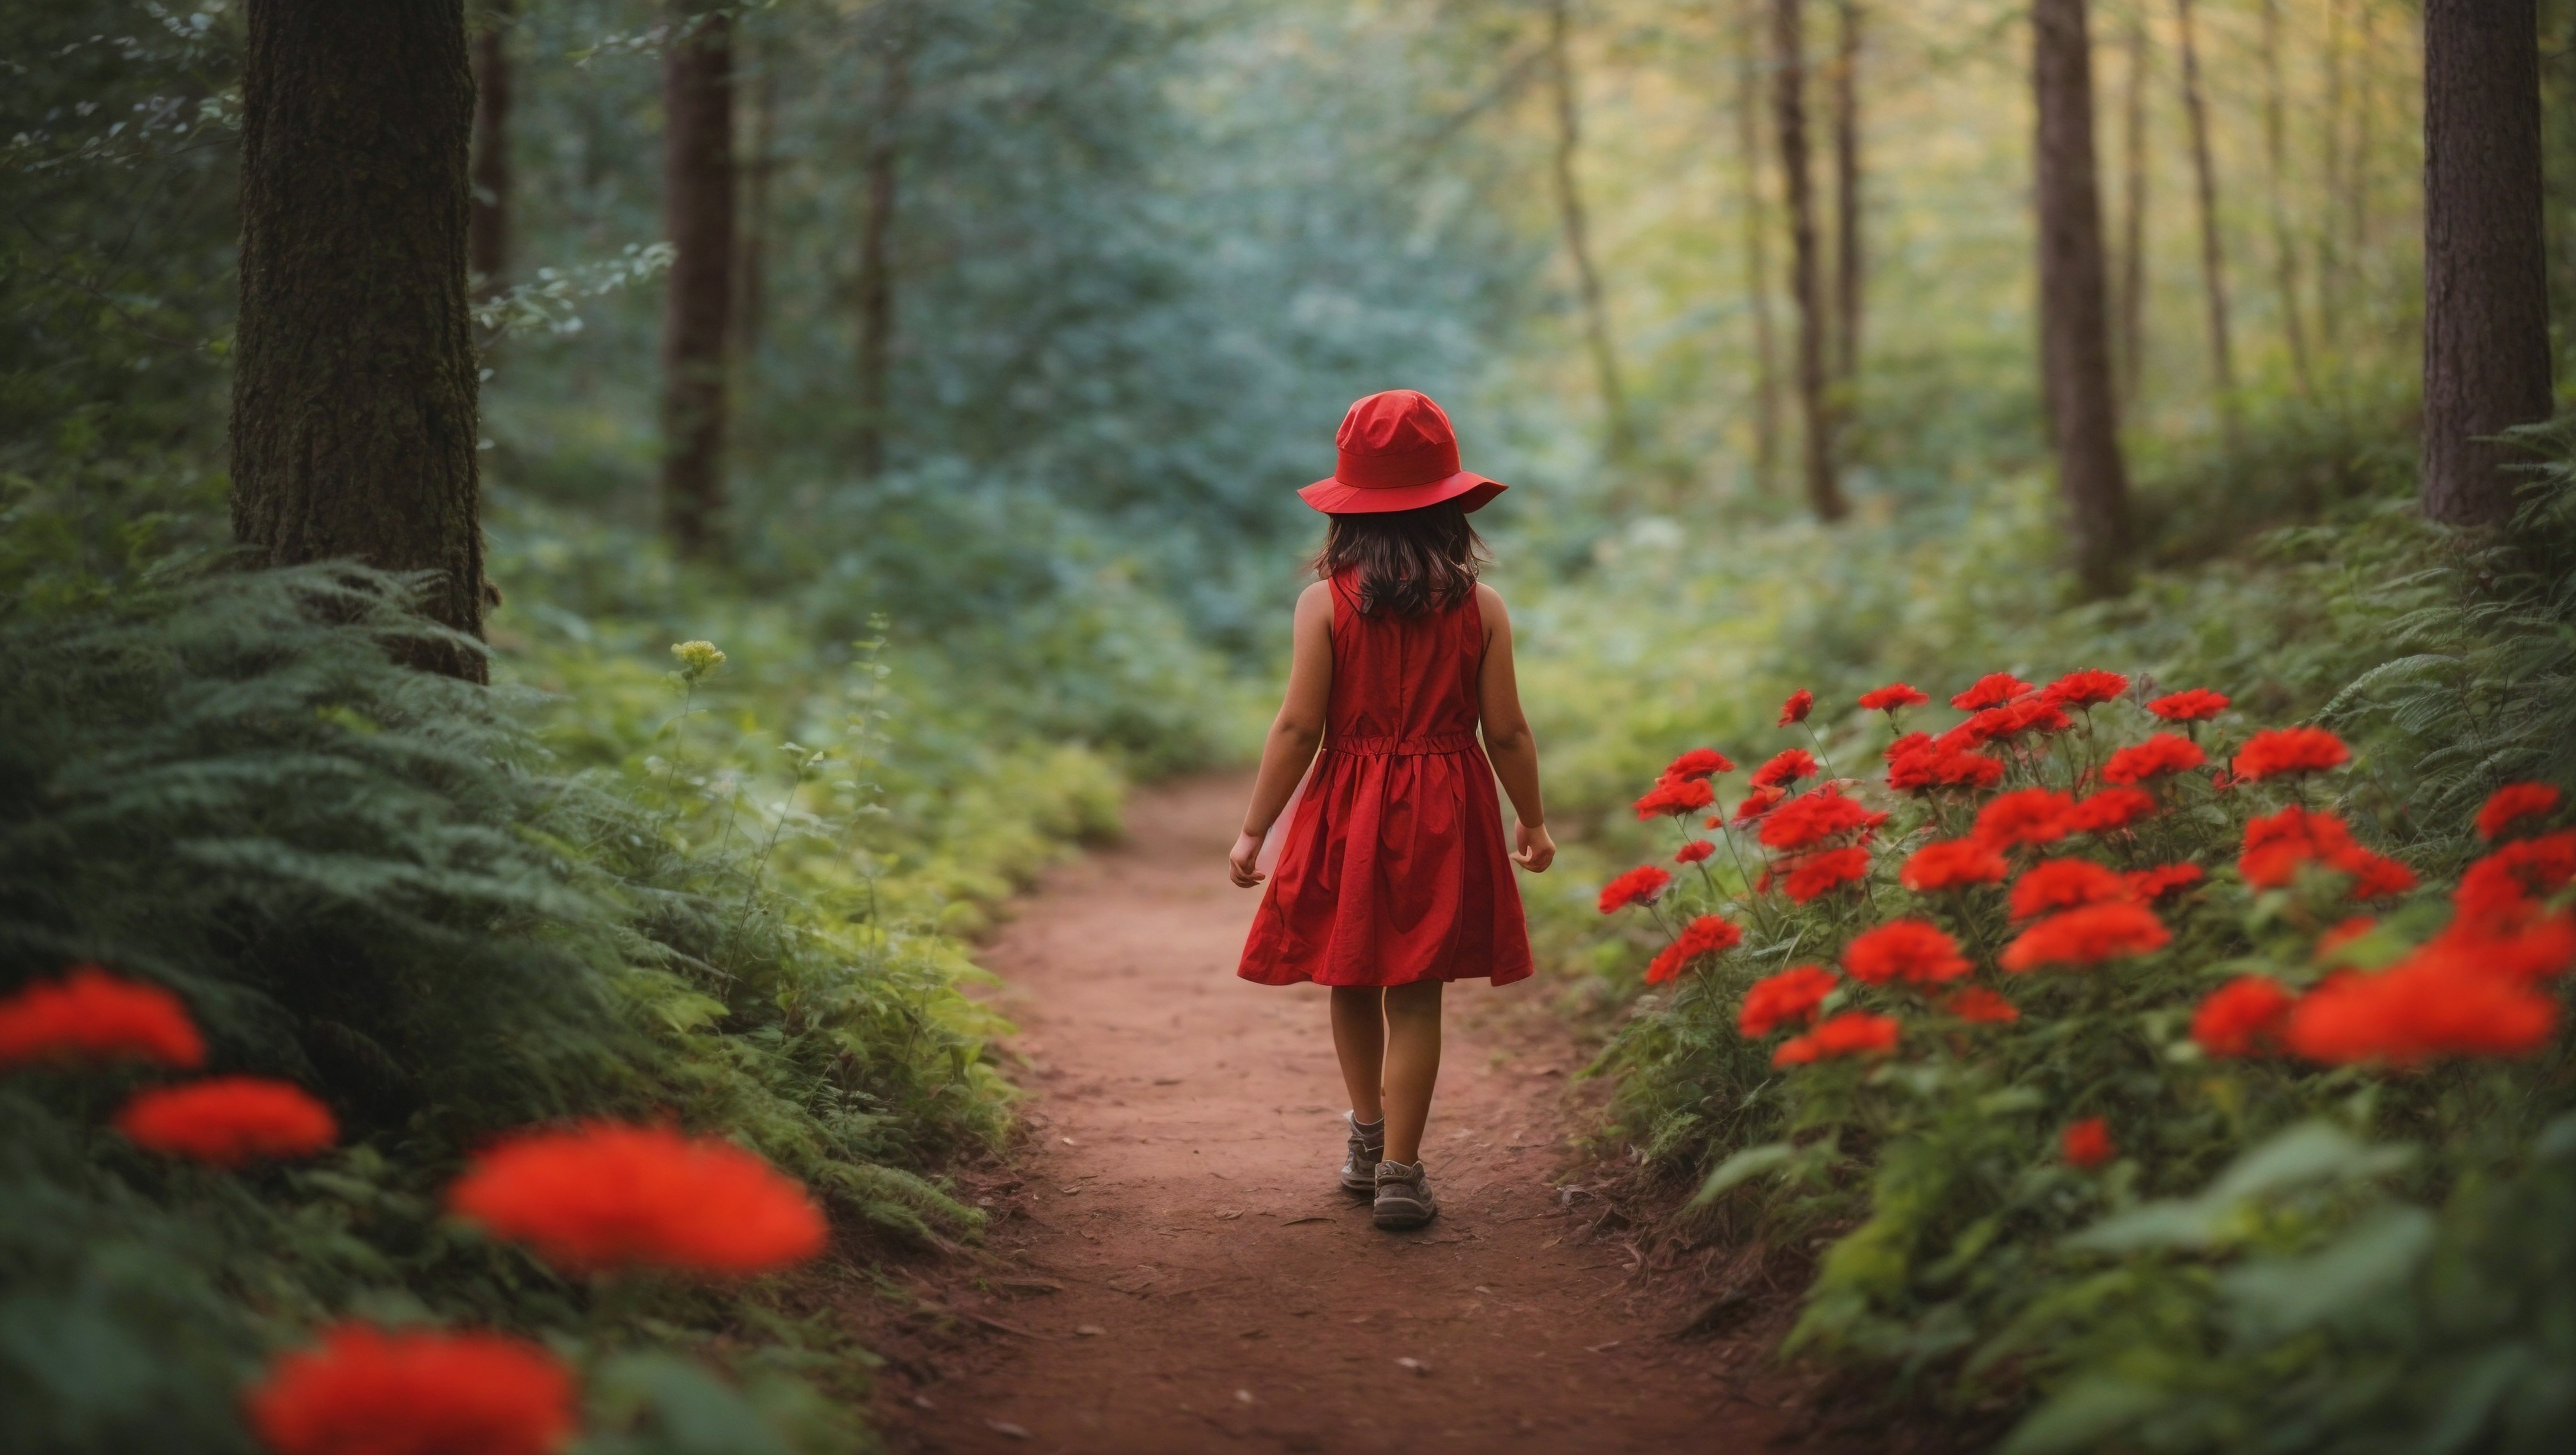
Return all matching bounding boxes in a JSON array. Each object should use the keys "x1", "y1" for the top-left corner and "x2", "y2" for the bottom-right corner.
[
  {"x1": 1756, "y1": 788, "x2": 1888, "y2": 851},
  {"x1": 1664, "y1": 747, "x2": 1737, "y2": 782},
  {"x1": 1647, "y1": 915, "x2": 1743, "y2": 985},
  {"x1": 2061, "y1": 1118, "x2": 2116, "y2": 1169},
  {"x1": 2000, "y1": 901, "x2": 2171, "y2": 971},
  {"x1": 2064, "y1": 787, "x2": 2156, "y2": 834},
  {"x1": 2100, "y1": 733, "x2": 2205, "y2": 786},
  {"x1": 1674, "y1": 839, "x2": 1716, "y2": 865},
  {"x1": 1843, "y1": 920, "x2": 1971, "y2": 986},
  {"x1": 1731, "y1": 785, "x2": 1789, "y2": 823},
  {"x1": 2125, "y1": 863, "x2": 2205, "y2": 902},
  {"x1": 114, "y1": 1077, "x2": 337, "y2": 1167},
  {"x1": 2238, "y1": 806, "x2": 2416, "y2": 899},
  {"x1": 2191, "y1": 976, "x2": 2295, "y2": 1057},
  {"x1": 2042, "y1": 669, "x2": 2129, "y2": 708},
  {"x1": 2477, "y1": 782, "x2": 2561, "y2": 841},
  {"x1": 2454, "y1": 831, "x2": 2576, "y2": 918},
  {"x1": 1634, "y1": 774, "x2": 1717, "y2": 820},
  {"x1": 1779, "y1": 689, "x2": 1815, "y2": 726},
  {"x1": 1783, "y1": 847, "x2": 1872, "y2": 902},
  {"x1": 1951, "y1": 674, "x2": 2033, "y2": 711},
  {"x1": 1598, "y1": 865, "x2": 1673, "y2": 914},
  {"x1": 1773, "y1": 1011, "x2": 1900, "y2": 1067},
  {"x1": 246, "y1": 1323, "x2": 576, "y2": 1455},
  {"x1": 0, "y1": 966, "x2": 205, "y2": 1070},
  {"x1": 1750, "y1": 748, "x2": 1821, "y2": 791},
  {"x1": 1739, "y1": 965, "x2": 1839, "y2": 1036},
  {"x1": 1857, "y1": 682, "x2": 1928, "y2": 714},
  {"x1": 1899, "y1": 839, "x2": 2008, "y2": 892},
  {"x1": 2286, "y1": 945, "x2": 2560, "y2": 1064},
  {"x1": 1972, "y1": 789, "x2": 2075, "y2": 850},
  {"x1": 447, "y1": 1122, "x2": 828, "y2": 1276},
  {"x1": 2147, "y1": 688, "x2": 2229, "y2": 722},
  {"x1": 1948, "y1": 698, "x2": 2073, "y2": 746},
  {"x1": 1941, "y1": 986, "x2": 2020, "y2": 1024},
  {"x1": 1886, "y1": 734, "x2": 2003, "y2": 793},
  {"x1": 2008, "y1": 859, "x2": 2127, "y2": 920},
  {"x1": 2232, "y1": 726, "x2": 2351, "y2": 782}
]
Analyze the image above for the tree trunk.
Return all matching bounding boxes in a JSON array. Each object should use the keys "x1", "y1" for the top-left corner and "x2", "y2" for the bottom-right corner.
[
  {"x1": 2174, "y1": 0, "x2": 2238, "y2": 443},
  {"x1": 468, "y1": 1, "x2": 510, "y2": 299},
  {"x1": 2421, "y1": 0, "x2": 2553, "y2": 527},
  {"x1": 2258, "y1": 0, "x2": 2315, "y2": 397},
  {"x1": 1546, "y1": 0, "x2": 1633, "y2": 458},
  {"x1": 1830, "y1": 0, "x2": 1863, "y2": 388},
  {"x1": 230, "y1": 0, "x2": 487, "y2": 680},
  {"x1": 737, "y1": 28, "x2": 777, "y2": 358},
  {"x1": 854, "y1": 20, "x2": 910, "y2": 479},
  {"x1": 2115, "y1": 7, "x2": 2149, "y2": 406},
  {"x1": 1738, "y1": 1, "x2": 1781, "y2": 494},
  {"x1": 659, "y1": 3, "x2": 734, "y2": 556},
  {"x1": 1773, "y1": 0, "x2": 1844, "y2": 520},
  {"x1": 2318, "y1": 0, "x2": 2346, "y2": 344},
  {"x1": 2348, "y1": 0, "x2": 2375, "y2": 300},
  {"x1": 2034, "y1": 0, "x2": 2133, "y2": 595}
]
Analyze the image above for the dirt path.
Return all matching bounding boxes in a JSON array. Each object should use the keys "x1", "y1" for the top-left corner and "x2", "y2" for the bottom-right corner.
[{"x1": 878, "y1": 775, "x2": 1834, "y2": 1454}]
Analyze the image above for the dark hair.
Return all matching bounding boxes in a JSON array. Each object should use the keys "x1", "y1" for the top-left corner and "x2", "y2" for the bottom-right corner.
[{"x1": 1310, "y1": 503, "x2": 1491, "y2": 617}]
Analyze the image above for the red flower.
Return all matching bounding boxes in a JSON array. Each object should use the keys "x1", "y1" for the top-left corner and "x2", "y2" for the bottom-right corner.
[
  {"x1": 1887, "y1": 736, "x2": 2004, "y2": 793},
  {"x1": 1951, "y1": 674, "x2": 2035, "y2": 711},
  {"x1": 2101, "y1": 733, "x2": 2206, "y2": 786},
  {"x1": 1972, "y1": 789, "x2": 2076, "y2": 850},
  {"x1": 2065, "y1": 787, "x2": 2157, "y2": 834},
  {"x1": 1635, "y1": 774, "x2": 1717, "y2": 820},
  {"x1": 1941, "y1": 986, "x2": 2020, "y2": 1024},
  {"x1": 2339, "y1": 848, "x2": 2418, "y2": 901},
  {"x1": 246, "y1": 1323, "x2": 576, "y2": 1455},
  {"x1": 2000, "y1": 902, "x2": 2171, "y2": 971},
  {"x1": 2191, "y1": 976, "x2": 2296, "y2": 1056},
  {"x1": 1750, "y1": 748, "x2": 1821, "y2": 791},
  {"x1": 2454, "y1": 832, "x2": 2576, "y2": 919},
  {"x1": 2060, "y1": 1118, "x2": 2116, "y2": 1169},
  {"x1": 114, "y1": 1077, "x2": 337, "y2": 1167},
  {"x1": 2233, "y1": 726, "x2": 2351, "y2": 781},
  {"x1": 1948, "y1": 699, "x2": 2074, "y2": 747},
  {"x1": 1598, "y1": 865, "x2": 1674, "y2": 914},
  {"x1": 447, "y1": 1122, "x2": 828, "y2": 1276},
  {"x1": 1858, "y1": 683, "x2": 1929, "y2": 714},
  {"x1": 1664, "y1": 747, "x2": 1738, "y2": 782},
  {"x1": 2286, "y1": 945, "x2": 2561, "y2": 1065},
  {"x1": 1738, "y1": 965, "x2": 1839, "y2": 1036},
  {"x1": 2008, "y1": 859, "x2": 2128, "y2": 920},
  {"x1": 0, "y1": 966, "x2": 206, "y2": 1071},
  {"x1": 2430, "y1": 907, "x2": 2576, "y2": 981},
  {"x1": 1772, "y1": 1011, "x2": 1900, "y2": 1067},
  {"x1": 1756, "y1": 788, "x2": 1888, "y2": 851},
  {"x1": 2147, "y1": 689, "x2": 2230, "y2": 722},
  {"x1": 1782, "y1": 847, "x2": 1872, "y2": 902},
  {"x1": 2042, "y1": 669, "x2": 2130, "y2": 709},
  {"x1": 2477, "y1": 782, "x2": 2563, "y2": 841},
  {"x1": 1731, "y1": 785, "x2": 1789, "y2": 823},
  {"x1": 1900, "y1": 839, "x2": 2010, "y2": 892},
  {"x1": 1647, "y1": 915, "x2": 1744, "y2": 985},
  {"x1": 1844, "y1": 919, "x2": 1972, "y2": 986},
  {"x1": 2125, "y1": 863, "x2": 2205, "y2": 902},
  {"x1": 1779, "y1": 689, "x2": 1815, "y2": 726},
  {"x1": 2238, "y1": 806, "x2": 2415, "y2": 898},
  {"x1": 1674, "y1": 839, "x2": 1717, "y2": 865}
]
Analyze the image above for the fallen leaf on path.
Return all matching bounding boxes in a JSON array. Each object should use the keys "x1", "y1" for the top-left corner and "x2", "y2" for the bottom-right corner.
[
  {"x1": 984, "y1": 1419, "x2": 1031, "y2": 1440},
  {"x1": 1282, "y1": 1215, "x2": 1328, "y2": 1225},
  {"x1": 1075, "y1": 1324, "x2": 1106, "y2": 1337},
  {"x1": 1059, "y1": 1136, "x2": 1078, "y2": 1146},
  {"x1": 1397, "y1": 1357, "x2": 1431, "y2": 1375},
  {"x1": 1214, "y1": 1209, "x2": 1244, "y2": 1220},
  {"x1": 1586, "y1": 1340, "x2": 1623, "y2": 1353},
  {"x1": 1234, "y1": 1389, "x2": 1255, "y2": 1404},
  {"x1": 1152, "y1": 1076, "x2": 1182, "y2": 1085}
]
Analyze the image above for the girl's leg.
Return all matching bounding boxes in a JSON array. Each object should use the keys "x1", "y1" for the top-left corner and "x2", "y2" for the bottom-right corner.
[
  {"x1": 1380, "y1": 980, "x2": 1443, "y2": 1165},
  {"x1": 1328, "y1": 986, "x2": 1386, "y2": 1123}
]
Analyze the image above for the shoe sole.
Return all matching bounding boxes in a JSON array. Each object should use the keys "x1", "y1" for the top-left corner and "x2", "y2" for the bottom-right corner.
[
  {"x1": 1373, "y1": 1197, "x2": 1435, "y2": 1230},
  {"x1": 1342, "y1": 1172, "x2": 1376, "y2": 1195}
]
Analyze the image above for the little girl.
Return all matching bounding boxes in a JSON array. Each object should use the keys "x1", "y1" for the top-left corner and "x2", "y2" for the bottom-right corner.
[{"x1": 1228, "y1": 389, "x2": 1553, "y2": 1231}]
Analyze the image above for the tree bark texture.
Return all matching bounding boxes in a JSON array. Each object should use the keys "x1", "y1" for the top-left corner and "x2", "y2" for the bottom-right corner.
[
  {"x1": 1830, "y1": 0, "x2": 1863, "y2": 387},
  {"x1": 1773, "y1": 0, "x2": 1844, "y2": 520},
  {"x1": 468, "y1": 2, "x2": 510, "y2": 299},
  {"x1": 2258, "y1": 0, "x2": 2315, "y2": 397},
  {"x1": 2421, "y1": 0, "x2": 2553, "y2": 527},
  {"x1": 1738, "y1": 1, "x2": 1781, "y2": 494},
  {"x1": 659, "y1": 4, "x2": 734, "y2": 555},
  {"x1": 854, "y1": 20, "x2": 910, "y2": 479},
  {"x1": 230, "y1": 0, "x2": 487, "y2": 680},
  {"x1": 1546, "y1": 0, "x2": 1633, "y2": 459},
  {"x1": 2033, "y1": 0, "x2": 2133, "y2": 594},
  {"x1": 2173, "y1": 0, "x2": 2238, "y2": 440},
  {"x1": 2116, "y1": 8, "x2": 2149, "y2": 405}
]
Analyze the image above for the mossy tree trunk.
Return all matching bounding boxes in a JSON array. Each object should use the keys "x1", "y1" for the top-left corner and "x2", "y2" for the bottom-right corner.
[
  {"x1": 230, "y1": 0, "x2": 487, "y2": 682},
  {"x1": 2033, "y1": 0, "x2": 2133, "y2": 596},
  {"x1": 2421, "y1": 0, "x2": 2553, "y2": 527},
  {"x1": 469, "y1": 1, "x2": 511, "y2": 298},
  {"x1": 660, "y1": 2, "x2": 735, "y2": 556},
  {"x1": 1773, "y1": 0, "x2": 1845, "y2": 520}
]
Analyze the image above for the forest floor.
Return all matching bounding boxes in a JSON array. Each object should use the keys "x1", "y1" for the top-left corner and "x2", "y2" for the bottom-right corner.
[{"x1": 851, "y1": 774, "x2": 1893, "y2": 1454}]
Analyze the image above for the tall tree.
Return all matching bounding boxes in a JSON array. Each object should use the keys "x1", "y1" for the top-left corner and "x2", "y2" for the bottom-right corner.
[
  {"x1": 1545, "y1": 0, "x2": 1633, "y2": 457},
  {"x1": 1737, "y1": 1, "x2": 1782, "y2": 494},
  {"x1": 2114, "y1": 6, "x2": 2150, "y2": 405},
  {"x1": 737, "y1": 28, "x2": 778, "y2": 357},
  {"x1": 2347, "y1": 0, "x2": 2375, "y2": 299},
  {"x1": 2173, "y1": 0, "x2": 2238, "y2": 443},
  {"x1": 659, "y1": 2, "x2": 734, "y2": 555},
  {"x1": 2421, "y1": 0, "x2": 2553, "y2": 526},
  {"x1": 468, "y1": 0, "x2": 511, "y2": 299},
  {"x1": 231, "y1": 0, "x2": 488, "y2": 680},
  {"x1": 1772, "y1": 0, "x2": 1845, "y2": 520},
  {"x1": 2034, "y1": 0, "x2": 2133, "y2": 595},
  {"x1": 2318, "y1": 0, "x2": 2347, "y2": 343},
  {"x1": 2257, "y1": 0, "x2": 2315, "y2": 397},
  {"x1": 853, "y1": 16, "x2": 911, "y2": 479},
  {"x1": 1830, "y1": 0, "x2": 1863, "y2": 388}
]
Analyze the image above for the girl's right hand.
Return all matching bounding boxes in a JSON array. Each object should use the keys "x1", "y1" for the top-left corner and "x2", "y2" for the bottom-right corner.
[
  {"x1": 1228, "y1": 830, "x2": 1267, "y2": 888},
  {"x1": 1512, "y1": 820, "x2": 1556, "y2": 873}
]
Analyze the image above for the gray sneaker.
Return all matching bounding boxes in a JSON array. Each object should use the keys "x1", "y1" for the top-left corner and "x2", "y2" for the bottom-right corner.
[
  {"x1": 1340, "y1": 1113, "x2": 1385, "y2": 1194},
  {"x1": 1373, "y1": 1158, "x2": 1437, "y2": 1230}
]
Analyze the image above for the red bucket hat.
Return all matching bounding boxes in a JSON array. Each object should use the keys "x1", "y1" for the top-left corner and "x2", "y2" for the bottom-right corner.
[{"x1": 1297, "y1": 390, "x2": 1506, "y2": 515}]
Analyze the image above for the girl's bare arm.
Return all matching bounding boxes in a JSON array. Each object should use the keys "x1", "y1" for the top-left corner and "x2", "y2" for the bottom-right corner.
[
  {"x1": 1229, "y1": 582, "x2": 1335, "y2": 887},
  {"x1": 1475, "y1": 584, "x2": 1554, "y2": 872}
]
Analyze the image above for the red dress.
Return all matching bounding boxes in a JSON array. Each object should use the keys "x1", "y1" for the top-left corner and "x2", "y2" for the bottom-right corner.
[{"x1": 1237, "y1": 574, "x2": 1534, "y2": 988}]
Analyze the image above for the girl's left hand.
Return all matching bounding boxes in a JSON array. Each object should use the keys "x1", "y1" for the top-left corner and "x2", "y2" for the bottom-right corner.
[
  {"x1": 1512, "y1": 820, "x2": 1556, "y2": 873},
  {"x1": 1228, "y1": 830, "x2": 1266, "y2": 887}
]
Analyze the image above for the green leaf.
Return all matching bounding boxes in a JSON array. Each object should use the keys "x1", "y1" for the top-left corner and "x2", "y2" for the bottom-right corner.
[{"x1": 1693, "y1": 1142, "x2": 1796, "y2": 1205}]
